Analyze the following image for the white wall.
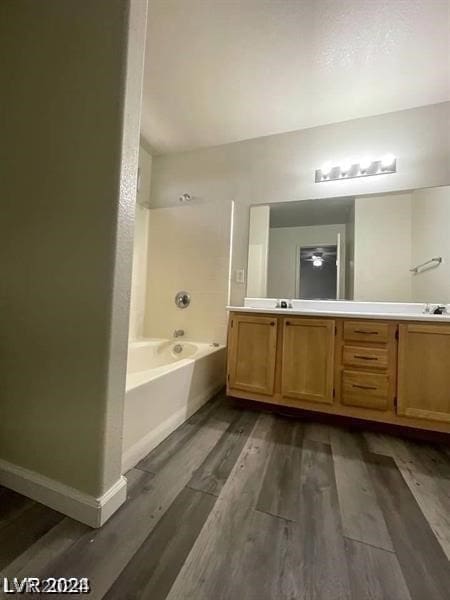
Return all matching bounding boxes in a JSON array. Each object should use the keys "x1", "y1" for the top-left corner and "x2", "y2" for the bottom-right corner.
[
  {"x1": 267, "y1": 225, "x2": 346, "y2": 299},
  {"x1": 137, "y1": 142, "x2": 153, "y2": 208},
  {"x1": 0, "y1": 0, "x2": 147, "y2": 524},
  {"x1": 411, "y1": 186, "x2": 450, "y2": 303},
  {"x1": 148, "y1": 102, "x2": 450, "y2": 306},
  {"x1": 353, "y1": 193, "x2": 412, "y2": 301},
  {"x1": 247, "y1": 205, "x2": 270, "y2": 297},
  {"x1": 346, "y1": 204, "x2": 355, "y2": 300},
  {"x1": 129, "y1": 146, "x2": 152, "y2": 340},
  {"x1": 144, "y1": 199, "x2": 232, "y2": 344}
]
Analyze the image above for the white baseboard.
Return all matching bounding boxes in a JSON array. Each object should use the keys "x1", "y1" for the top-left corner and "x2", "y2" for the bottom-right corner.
[
  {"x1": 121, "y1": 382, "x2": 223, "y2": 473},
  {"x1": 0, "y1": 459, "x2": 127, "y2": 528}
]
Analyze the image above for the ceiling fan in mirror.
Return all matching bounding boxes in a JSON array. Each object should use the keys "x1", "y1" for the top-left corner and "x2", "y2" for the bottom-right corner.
[{"x1": 302, "y1": 248, "x2": 336, "y2": 268}]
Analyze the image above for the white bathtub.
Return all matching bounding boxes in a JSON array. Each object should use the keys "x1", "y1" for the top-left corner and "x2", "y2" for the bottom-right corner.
[{"x1": 122, "y1": 338, "x2": 226, "y2": 472}]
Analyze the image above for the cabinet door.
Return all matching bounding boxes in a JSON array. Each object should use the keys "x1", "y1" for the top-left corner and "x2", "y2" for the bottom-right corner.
[
  {"x1": 228, "y1": 315, "x2": 277, "y2": 395},
  {"x1": 281, "y1": 318, "x2": 335, "y2": 404},
  {"x1": 341, "y1": 370, "x2": 389, "y2": 411},
  {"x1": 398, "y1": 323, "x2": 450, "y2": 423}
]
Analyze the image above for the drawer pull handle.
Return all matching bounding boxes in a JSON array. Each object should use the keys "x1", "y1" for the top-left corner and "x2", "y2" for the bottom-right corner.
[
  {"x1": 352, "y1": 384, "x2": 377, "y2": 390},
  {"x1": 354, "y1": 330, "x2": 378, "y2": 335},
  {"x1": 354, "y1": 355, "x2": 377, "y2": 360}
]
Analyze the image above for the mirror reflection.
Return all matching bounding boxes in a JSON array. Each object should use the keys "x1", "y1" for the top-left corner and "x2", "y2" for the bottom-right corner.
[{"x1": 246, "y1": 185, "x2": 450, "y2": 303}]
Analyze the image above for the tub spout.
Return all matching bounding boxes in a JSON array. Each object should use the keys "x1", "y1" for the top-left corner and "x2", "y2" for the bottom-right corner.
[{"x1": 173, "y1": 329, "x2": 185, "y2": 338}]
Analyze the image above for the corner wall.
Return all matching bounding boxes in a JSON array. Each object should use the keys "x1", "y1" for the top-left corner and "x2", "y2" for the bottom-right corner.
[
  {"x1": 247, "y1": 206, "x2": 270, "y2": 297},
  {"x1": 129, "y1": 146, "x2": 152, "y2": 340},
  {"x1": 411, "y1": 185, "x2": 450, "y2": 303},
  {"x1": 352, "y1": 186, "x2": 450, "y2": 303},
  {"x1": 0, "y1": 0, "x2": 147, "y2": 526},
  {"x1": 353, "y1": 193, "x2": 412, "y2": 302}
]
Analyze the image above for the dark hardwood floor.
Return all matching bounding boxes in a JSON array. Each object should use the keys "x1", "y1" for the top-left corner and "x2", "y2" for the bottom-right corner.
[{"x1": 1, "y1": 392, "x2": 449, "y2": 599}]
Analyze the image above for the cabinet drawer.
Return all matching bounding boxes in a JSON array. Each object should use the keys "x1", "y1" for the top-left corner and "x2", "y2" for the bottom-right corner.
[
  {"x1": 343, "y1": 346, "x2": 389, "y2": 370},
  {"x1": 342, "y1": 370, "x2": 390, "y2": 411},
  {"x1": 344, "y1": 321, "x2": 389, "y2": 344}
]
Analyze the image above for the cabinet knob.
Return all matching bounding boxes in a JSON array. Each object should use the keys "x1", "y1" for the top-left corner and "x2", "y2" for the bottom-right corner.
[
  {"x1": 270, "y1": 321, "x2": 275, "y2": 326},
  {"x1": 285, "y1": 321, "x2": 291, "y2": 326}
]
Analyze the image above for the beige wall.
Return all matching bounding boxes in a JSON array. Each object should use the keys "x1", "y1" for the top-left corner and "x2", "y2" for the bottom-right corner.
[
  {"x1": 345, "y1": 204, "x2": 355, "y2": 300},
  {"x1": 0, "y1": 0, "x2": 146, "y2": 502},
  {"x1": 411, "y1": 186, "x2": 450, "y2": 303},
  {"x1": 268, "y1": 225, "x2": 346, "y2": 299},
  {"x1": 353, "y1": 187, "x2": 450, "y2": 303},
  {"x1": 129, "y1": 146, "x2": 152, "y2": 340},
  {"x1": 148, "y1": 102, "x2": 450, "y2": 306},
  {"x1": 247, "y1": 206, "x2": 270, "y2": 297},
  {"x1": 354, "y1": 193, "x2": 412, "y2": 302},
  {"x1": 144, "y1": 200, "x2": 232, "y2": 344},
  {"x1": 137, "y1": 143, "x2": 153, "y2": 208}
]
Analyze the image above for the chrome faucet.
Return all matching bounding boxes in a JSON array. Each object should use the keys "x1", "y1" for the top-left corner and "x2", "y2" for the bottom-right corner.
[
  {"x1": 275, "y1": 299, "x2": 293, "y2": 309},
  {"x1": 173, "y1": 329, "x2": 185, "y2": 338}
]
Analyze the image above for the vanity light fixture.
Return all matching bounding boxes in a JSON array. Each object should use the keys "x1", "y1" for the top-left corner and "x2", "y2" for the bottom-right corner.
[
  {"x1": 321, "y1": 161, "x2": 333, "y2": 177},
  {"x1": 340, "y1": 160, "x2": 352, "y2": 176},
  {"x1": 315, "y1": 154, "x2": 397, "y2": 183},
  {"x1": 359, "y1": 157, "x2": 371, "y2": 172},
  {"x1": 380, "y1": 153, "x2": 396, "y2": 170}
]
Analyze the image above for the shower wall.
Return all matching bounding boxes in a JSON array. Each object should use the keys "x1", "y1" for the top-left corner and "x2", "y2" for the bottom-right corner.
[{"x1": 144, "y1": 199, "x2": 232, "y2": 344}]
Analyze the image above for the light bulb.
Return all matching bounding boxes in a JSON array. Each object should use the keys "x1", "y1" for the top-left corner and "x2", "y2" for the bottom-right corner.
[
  {"x1": 321, "y1": 162, "x2": 332, "y2": 177},
  {"x1": 312, "y1": 256, "x2": 324, "y2": 267},
  {"x1": 359, "y1": 157, "x2": 371, "y2": 172},
  {"x1": 340, "y1": 161, "x2": 352, "y2": 175},
  {"x1": 381, "y1": 153, "x2": 396, "y2": 169}
]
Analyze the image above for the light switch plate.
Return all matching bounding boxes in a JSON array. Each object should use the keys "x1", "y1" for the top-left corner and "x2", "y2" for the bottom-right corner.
[{"x1": 235, "y1": 269, "x2": 245, "y2": 284}]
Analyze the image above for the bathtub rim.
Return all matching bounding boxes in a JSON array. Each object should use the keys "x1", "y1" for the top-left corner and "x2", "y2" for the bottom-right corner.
[{"x1": 126, "y1": 338, "x2": 226, "y2": 392}]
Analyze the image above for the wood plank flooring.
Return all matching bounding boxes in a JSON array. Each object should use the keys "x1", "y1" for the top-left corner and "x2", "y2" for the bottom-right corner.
[{"x1": 1, "y1": 392, "x2": 449, "y2": 599}]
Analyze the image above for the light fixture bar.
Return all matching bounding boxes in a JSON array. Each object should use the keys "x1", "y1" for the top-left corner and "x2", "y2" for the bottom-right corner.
[{"x1": 315, "y1": 155, "x2": 397, "y2": 183}]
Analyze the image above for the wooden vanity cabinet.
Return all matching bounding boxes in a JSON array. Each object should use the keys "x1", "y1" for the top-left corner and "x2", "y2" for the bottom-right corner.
[
  {"x1": 281, "y1": 318, "x2": 335, "y2": 405},
  {"x1": 398, "y1": 323, "x2": 450, "y2": 424},
  {"x1": 227, "y1": 314, "x2": 277, "y2": 396},
  {"x1": 336, "y1": 320, "x2": 398, "y2": 414},
  {"x1": 343, "y1": 320, "x2": 390, "y2": 344},
  {"x1": 226, "y1": 311, "x2": 450, "y2": 434},
  {"x1": 340, "y1": 371, "x2": 390, "y2": 411}
]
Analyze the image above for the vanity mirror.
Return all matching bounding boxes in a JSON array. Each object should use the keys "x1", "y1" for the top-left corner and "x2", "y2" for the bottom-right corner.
[{"x1": 246, "y1": 185, "x2": 450, "y2": 304}]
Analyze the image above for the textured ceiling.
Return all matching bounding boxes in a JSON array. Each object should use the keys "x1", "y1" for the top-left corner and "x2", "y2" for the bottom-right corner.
[{"x1": 142, "y1": 0, "x2": 450, "y2": 154}]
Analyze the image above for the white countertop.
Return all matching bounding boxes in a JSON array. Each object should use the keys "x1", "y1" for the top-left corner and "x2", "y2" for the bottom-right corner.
[{"x1": 227, "y1": 298, "x2": 450, "y2": 322}]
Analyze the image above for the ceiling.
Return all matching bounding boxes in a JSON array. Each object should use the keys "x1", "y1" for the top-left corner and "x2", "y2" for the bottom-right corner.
[
  {"x1": 270, "y1": 197, "x2": 355, "y2": 228},
  {"x1": 142, "y1": 0, "x2": 450, "y2": 155}
]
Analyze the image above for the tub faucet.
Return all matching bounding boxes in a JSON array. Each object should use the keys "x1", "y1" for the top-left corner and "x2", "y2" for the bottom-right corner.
[{"x1": 173, "y1": 329, "x2": 185, "y2": 338}]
